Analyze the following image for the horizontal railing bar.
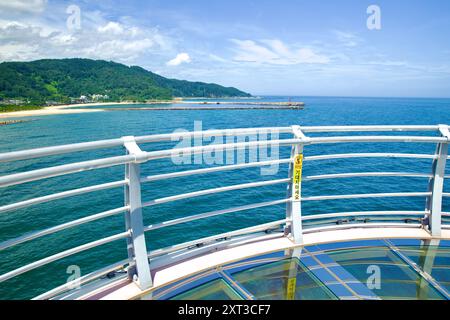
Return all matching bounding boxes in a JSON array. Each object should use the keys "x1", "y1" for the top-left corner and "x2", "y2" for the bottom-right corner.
[
  {"x1": 0, "y1": 125, "x2": 443, "y2": 165},
  {"x1": 135, "y1": 127, "x2": 294, "y2": 144},
  {"x1": 0, "y1": 139, "x2": 298, "y2": 188},
  {"x1": 0, "y1": 126, "x2": 442, "y2": 163},
  {"x1": 0, "y1": 127, "x2": 292, "y2": 164},
  {"x1": 143, "y1": 139, "x2": 301, "y2": 161},
  {"x1": 304, "y1": 172, "x2": 432, "y2": 181},
  {"x1": 140, "y1": 137, "x2": 443, "y2": 162},
  {"x1": 302, "y1": 192, "x2": 431, "y2": 202},
  {"x1": 142, "y1": 178, "x2": 290, "y2": 207},
  {"x1": 0, "y1": 138, "x2": 126, "y2": 163},
  {"x1": 141, "y1": 159, "x2": 292, "y2": 183},
  {"x1": 302, "y1": 211, "x2": 427, "y2": 221},
  {"x1": 33, "y1": 258, "x2": 129, "y2": 300},
  {"x1": 303, "y1": 223, "x2": 422, "y2": 233},
  {"x1": 300, "y1": 125, "x2": 442, "y2": 133},
  {"x1": 1, "y1": 144, "x2": 441, "y2": 189},
  {"x1": 304, "y1": 153, "x2": 437, "y2": 161},
  {"x1": 0, "y1": 231, "x2": 130, "y2": 283},
  {"x1": 148, "y1": 219, "x2": 287, "y2": 258},
  {"x1": 309, "y1": 136, "x2": 447, "y2": 144},
  {"x1": 0, "y1": 155, "x2": 135, "y2": 188},
  {"x1": 145, "y1": 199, "x2": 290, "y2": 232},
  {"x1": 443, "y1": 193, "x2": 450, "y2": 197},
  {"x1": 303, "y1": 216, "x2": 423, "y2": 228},
  {"x1": 0, "y1": 207, "x2": 129, "y2": 251},
  {"x1": 0, "y1": 180, "x2": 128, "y2": 214},
  {"x1": 443, "y1": 212, "x2": 450, "y2": 217},
  {"x1": 0, "y1": 140, "x2": 298, "y2": 188}
]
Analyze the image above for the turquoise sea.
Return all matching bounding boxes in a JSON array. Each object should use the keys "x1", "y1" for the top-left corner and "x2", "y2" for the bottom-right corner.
[{"x1": 1, "y1": 96, "x2": 450, "y2": 299}]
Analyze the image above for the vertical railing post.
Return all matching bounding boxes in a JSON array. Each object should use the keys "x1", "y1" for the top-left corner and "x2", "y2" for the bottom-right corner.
[
  {"x1": 426, "y1": 125, "x2": 449, "y2": 237},
  {"x1": 285, "y1": 126, "x2": 310, "y2": 244},
  {"x1": 123, "y1": 136, "x2": 152, "y2": 290}
]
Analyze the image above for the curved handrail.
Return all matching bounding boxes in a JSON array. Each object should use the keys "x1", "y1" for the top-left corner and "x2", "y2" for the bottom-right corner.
[
  {"x1": 304, "y1": 153, "x2": 437, "y2": 161},
  {"x1": 0, "y1": 127, "x2": 294, "y2": 163},
  {"x1": 0, "y1": 206, "x2": 129, "y2": 251},
  {"x1": 32, "y1": 258, "x2": 129, "y2": 300},
  {"x1": 0, "y1": 124, "x2": 447, "y2": 300},
  {"x1": 147, "y1": 219, "x2": 288, "y2": 258},
  {"x1": 141, "y1": 158, "x2": 292, "y2": 183},
  {"x1": 0, "y1": 231, "x2": 130, "y2": 283},
  {"x1": 144, "y1": 199, "x2": 289, "y2": 232},
  {"x1": 302, "y1": 222, "x2": 423, "y2": 234},
  {"x1": 309, "y1": 136, "x2": 447, "y2": 144},
  {"x1": 0, "y1": 155, "x2": 135, "y2": 188},
  {"x1": 0, "y1": 180, "x2": 127, "y2": 214},
  {"x1": 302, "y1": 192, "x2": 431, "y2": 202},
  {"x1": 302, "y1": 211, "x2": 426, "y2": 221},
  {"x1": 135, "y1": 127, "x2": 294, "y2": 144},
  {"x1": 303, "y1": 172, "x2": 432, "y2": 181},
  {"x1": 142, "y1": 178, "x2": 290, "y2": 207},
  {"x1": 0, "y1": 138, "x2": 126, "y2": 163},
  {"x1": 300, "y1": 125, "x2": 444, "y2": 132}
]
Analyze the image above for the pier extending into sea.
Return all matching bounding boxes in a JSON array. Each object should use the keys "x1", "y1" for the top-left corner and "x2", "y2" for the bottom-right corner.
[
  {"x1": 106, "y1": 101, "x2": 305, "y2": 111},
  {"x1": 185, "y1": 101, "x2": 305, "y2": 107}
]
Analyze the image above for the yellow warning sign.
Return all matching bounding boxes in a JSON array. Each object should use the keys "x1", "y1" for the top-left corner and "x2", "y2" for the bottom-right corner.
[
  {"x1": 286, "y1": 277, "x2": 297, "y2": 300},
  {"x1": 293, "y1": 154, "x2": 303, "y2": 201}
]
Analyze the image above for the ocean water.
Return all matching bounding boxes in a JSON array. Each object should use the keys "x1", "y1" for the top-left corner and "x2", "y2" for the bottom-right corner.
[{"x1": 0, "y1": 96, "x2": 450, "y2": 299}]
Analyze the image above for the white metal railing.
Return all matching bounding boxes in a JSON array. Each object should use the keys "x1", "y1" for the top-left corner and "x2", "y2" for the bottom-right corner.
[{"x1": 0, "y1": 125, "x2": 448, "y2": 299}]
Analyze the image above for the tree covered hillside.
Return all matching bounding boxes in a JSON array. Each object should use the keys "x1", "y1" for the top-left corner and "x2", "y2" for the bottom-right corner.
[{"x1": 0, "y1": 59, "x2": 251, "y2": 105}]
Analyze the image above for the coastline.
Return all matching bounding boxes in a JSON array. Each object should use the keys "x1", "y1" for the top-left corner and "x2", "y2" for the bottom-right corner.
[
  {"x1": 0, "y1": 99, "x2": 303, "y2": 119},
  {"x1": 0, "y1": 101, "x2": 175, "y2": 119}
]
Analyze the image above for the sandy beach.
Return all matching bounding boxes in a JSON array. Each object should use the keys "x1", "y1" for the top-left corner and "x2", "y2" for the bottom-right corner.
[
  {"x1": 0, "y1": 99, "x2": 302, "y2": 119},
  {"x1": 0, "y1": 101, "x2": 175, "y2": 119},
  {"x1": 0, "y1": 106, "x2": 102, "y2": 119}
]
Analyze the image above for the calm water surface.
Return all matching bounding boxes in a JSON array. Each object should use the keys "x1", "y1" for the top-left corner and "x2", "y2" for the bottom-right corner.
[{"x1": 1, "y1": 96, "x2": 450, "y2": 299}]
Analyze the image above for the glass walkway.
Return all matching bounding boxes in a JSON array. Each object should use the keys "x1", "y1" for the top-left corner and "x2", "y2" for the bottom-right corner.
[{"x1": 145, "y1": 239, "x2": 450, "y2": 300}]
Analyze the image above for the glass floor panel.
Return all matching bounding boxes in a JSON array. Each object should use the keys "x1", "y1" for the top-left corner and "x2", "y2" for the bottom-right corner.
[
  {"x1": 232, "y1": 259, "x2": 338, "y2": 300},
  {"x1": 325, "y1": 247, "x2": 444, "y2": 300},
  {"x1": 394, "y1": 244, "x2": 450, "y2": 293},
  {"x1": 148, "y1": 239, "x2": 450, "y2": 300},
  {"x1": 171, "y1": 279, "x2": 243, "y2": 300}
]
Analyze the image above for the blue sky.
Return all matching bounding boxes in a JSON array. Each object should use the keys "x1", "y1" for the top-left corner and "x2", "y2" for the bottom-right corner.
[{"x1": 1, "y1": 0, "x2": 450, "y2": 97}]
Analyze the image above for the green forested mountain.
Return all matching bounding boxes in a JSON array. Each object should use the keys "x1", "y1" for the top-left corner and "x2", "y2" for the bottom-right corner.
[{"x1": 0, "y1": 59, "x2": 251, "y2": 105}]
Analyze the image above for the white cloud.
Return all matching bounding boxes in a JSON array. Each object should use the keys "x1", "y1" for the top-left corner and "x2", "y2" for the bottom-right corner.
[
  {"x1": 333, "y1": 30, "x2": 362, "y2": 47},
  {"x1": 98, "y1": 22, "x2": 125, "y2": 35},
  {"x1": 0, "y1": 21, "x2": 43, "y2": 41},
  {"x1": 0, "y1": 18, "x2": 172, "y2": 63},
  {"x1": 166, "y1": 52, "x2": 191, "y2": 66},
  {"x1": 50, "y1": 34, "x2": 77, "y2": 46},
  {"x1": 230, "y1": 39, "x2": 330, "y2": 65},
  {"x1": 82, "y1": 39, "x2": 155, "y2": 62},
  {"x1": 261, "y1": 39, "x2": 291, "y2": 57},
  {"x1": 96, "y1": 21, "x2": 142, "y2": 38},
  {"x1": 208, "y1": 54, "x2": 227, "y2": 63},
  {"x1": 0, "y1": 0, "x2": 47, "y2": 13},
  {"x1": 0, "y1": 43, "x2": 39, "y2": 61}
]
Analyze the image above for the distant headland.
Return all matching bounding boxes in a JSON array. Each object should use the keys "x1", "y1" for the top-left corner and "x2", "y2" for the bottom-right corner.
[{"x1": 0, "y1": 58, "x2": 251, "y2": 111}]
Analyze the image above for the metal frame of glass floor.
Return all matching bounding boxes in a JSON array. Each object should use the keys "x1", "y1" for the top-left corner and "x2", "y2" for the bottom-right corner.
[{"x1": 142, "y1": 239, "x2": 450, "y2": 300}]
